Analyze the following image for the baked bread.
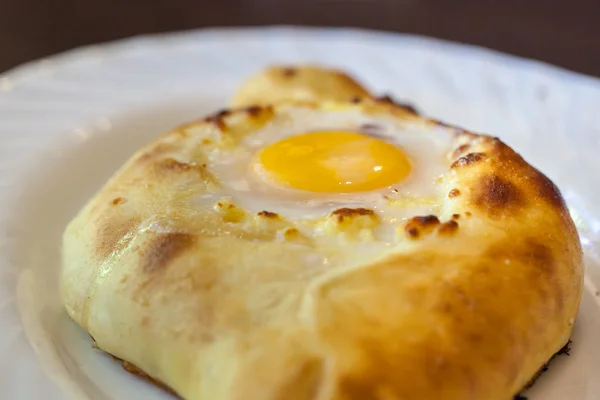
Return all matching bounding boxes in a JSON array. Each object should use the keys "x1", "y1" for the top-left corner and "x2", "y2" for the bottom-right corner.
[
  {"x1": 231, "y1": 65, "x2": 371, "y2": 107},
  {"x1": 61, "y1": 66, "x2": 583, "y2": 400}
]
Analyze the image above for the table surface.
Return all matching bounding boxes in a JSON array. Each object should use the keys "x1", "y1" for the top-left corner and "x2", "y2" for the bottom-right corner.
[{"x1": 1, "y1": 0, "x2": 599, "y2": 77}]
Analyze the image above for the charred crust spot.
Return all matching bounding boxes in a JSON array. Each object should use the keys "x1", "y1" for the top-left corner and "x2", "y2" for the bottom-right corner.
[
  {"x1": 452, "y1": 144, "x2": 471, "y2": 159},
  {"x1": 558, "y1": 340, "x2": 572, "y2": 356},
  {"x1": 404, "y1": 215, "x2": 440, "y2": 239},
  {"x1": 437, "y1": 220, "x2": 459, "y2": 236},
  {"x1": 376, "y1": 94, "x2": 394, "y2": 103},
  {"x1": 414, "y1": 215, "x2": 440, "y2": 225},
  {"x1": 473, "y1": 175, "x2": 523, "y2": 214},
  {"x1": 216, "y1": 109, "x2": 231, "y2": 117},
  {"x1": 257, "y1": 211, "x2": 279, "y2": 219},
  {"x1": 245, "y1": 105, "x2": 263, "y2": 117},
  {"x1": 397, "y1": 103, "x2": 419, "y2": 115},
  {"x1": 332, "y1": 207, "x2": 375, "y2": 222},
  {"x1": 375, "y1": 94, "x2": 419, "y2": 115},
  {"x1": 216, "y1": 202, "x2": 235, "y2": 210},
  {"x1": 448, "y1": 188, "x2": 461, "y2": 198},
  {"x1": 451, "y1": 152, "x2": 486, "y2": 168},
  {"x1": 406, "y1": 226, "x2": 420, "y2": 238},
  {"x1": 214, "y1": 199, "x2": 244, "y2": 222},
  {"x1": 281, "y1": 67, "x2": 297, "y2": 77},
  {"x1": 141, "y1": 232, "x2": 195, "y2": 273},
  {"x1": 452, "y1": 213, "x2": 460, "y2": 220},
  {"x1": 111, "y1": 197, "x2": 127, "y2": 206},
  {"x1": 204, "y1": 109, "x2": 230, "y2": 130},
  {"x1": 520, "y1": 340, "x2": 572, "y2": 394},
  {"x1": 350, "y1": 96, "x2": 363, "y2": 104},
  {"x1": 158, "y1": 158, "x2": 206, "y2": 175}
]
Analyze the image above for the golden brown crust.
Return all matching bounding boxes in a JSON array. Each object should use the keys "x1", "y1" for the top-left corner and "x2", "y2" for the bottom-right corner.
[
  {"x1": 61, "y1": 66, "x2": 583, "y2": 400},
  {"x1": 231, "y1": 65, "x2": 371, "y2": 107},
  {"x1": 140, "y1": 233, "x2": 196, "y2": 273}
]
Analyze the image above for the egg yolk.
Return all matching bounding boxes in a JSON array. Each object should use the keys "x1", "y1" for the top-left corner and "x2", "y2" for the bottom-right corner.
[{"x1": 257, "y1": 131, "x2": 411, "y2": 193}]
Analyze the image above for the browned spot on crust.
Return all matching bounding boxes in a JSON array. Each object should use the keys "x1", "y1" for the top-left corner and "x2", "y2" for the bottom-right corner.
[
  {"x1": 522, "y1": 240, "x2": 555, "y2": 273},
  {"x1": 281, "y1": 67, "x2": 297, "y2": 77},
  {"x1": 375, "y1": 94, "x2": 419, "y2": 115},
  {"x1": 245, "y1": 105, "x2": 263, "y2": 117},
  {"x1": 465, "y1": 211, "x2": 472, "y2": 217},
  {"x1": 404, "y1": 215, "x2": 440, "y2": 239},
  {"x1": 530, "y1": 168, "x2": 566, "y2": 209},
  {"x1": 448, "y1": 188, "x2": 461, "y2": 198},
  {"x1": 332, "y1": 208, "x2": 375, "y2": 222},
  {"x1": 452, "y1": 144, "x2": 471, "y2": 159},
  {"x1": 452, "y1": 213, "x2": 460, "y2": 220},
  {"x1": 137, "y1": 143, "x2": 173, "y2": 163},
  {"x1": 141, "y1": 232, "x2": 195, "y2": 273},
  {"x1": 350, "y1": 96, "x2": 363, "y2": 103},
  {"x1": 157, "y1": 158, "x2": 207, "y2": 176},
  {"x1": 111, "y1": 197, "x2": 127, "y2": 205},
  {"x1": 472, "y1": 175, "x2": 523, "y2": 215},
  {"x1": 204, "y1": 109, "x2": 230, "y2": 130},
  {"x1": 485, "y1": 237, "x2": 561, "y2": 311},
  {"x1": 477, "y1": 137, "x2": 566, "y2": 210},
  {"x1": 258, "y1": 211, "x2": 279, "y2": 219},
  {"x1": 202, "y1": 138, "x2": 212, "y2": 145},
  {"x1": 437, "y1": 220, "x2": 459, "y2": 236},
  {"x1": 161, "y1": 158, "x2": 194, "y2": 171},
  {"x1": 451, "y1": 152, "x2": 486, "y2": 168},
  {"x1": 376, "y1": 95, "x2": 394, "y2": 103},
  {"x1": 282, "y1": 228, "x2": 301, "y2": 241},
  {"x1": 140, "y1": 315, "x2": 151, "y2": 328},
  {"x1": 96, "y1": 218, "x2": 139, "y2": 259}
]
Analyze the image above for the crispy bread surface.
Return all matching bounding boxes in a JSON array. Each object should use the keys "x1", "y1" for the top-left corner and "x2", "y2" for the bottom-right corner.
[{"x1": 61, "y1": 66, "x2": 583, "y2": 400}]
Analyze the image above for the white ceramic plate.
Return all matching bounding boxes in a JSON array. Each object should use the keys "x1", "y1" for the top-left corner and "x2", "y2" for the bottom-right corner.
[{"x1": 1, "y1": 27, "x2": 600, "y2": 399}]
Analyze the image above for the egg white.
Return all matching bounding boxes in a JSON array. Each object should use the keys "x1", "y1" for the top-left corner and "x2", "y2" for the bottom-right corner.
[{"x1": 197, "y1": 106, "x2": 453, "y2": 240}]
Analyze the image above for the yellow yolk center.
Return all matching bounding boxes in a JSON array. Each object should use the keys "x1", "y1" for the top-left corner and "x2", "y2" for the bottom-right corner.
[{"x1": 257, "y1": 131, "x2": 411, "y2": 193}]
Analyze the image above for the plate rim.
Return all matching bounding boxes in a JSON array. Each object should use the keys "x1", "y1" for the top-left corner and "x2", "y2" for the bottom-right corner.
[
  {"x1": 2, "y1": 25, "x2": 600, "y2": 91},
  {"x1": 1, "y1": 25, "x2": 599, "y2": 399}
]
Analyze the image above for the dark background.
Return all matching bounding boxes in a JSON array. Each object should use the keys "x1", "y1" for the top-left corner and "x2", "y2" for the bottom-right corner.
[{"x1": 2, "y1": 0, "x2": 599, "y2": 76}]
